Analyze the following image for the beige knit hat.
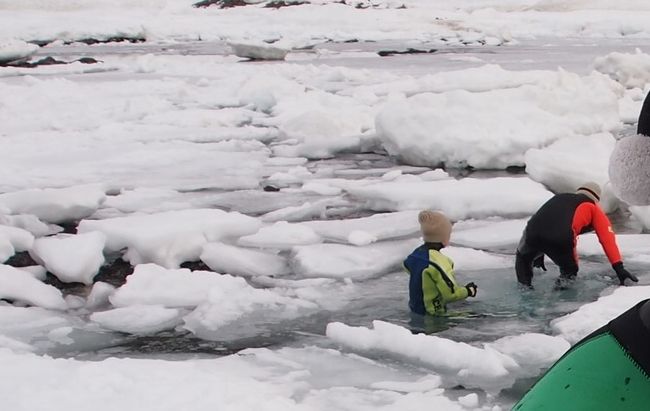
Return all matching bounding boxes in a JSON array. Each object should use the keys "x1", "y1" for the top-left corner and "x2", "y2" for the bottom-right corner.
[
  {"x1": 576, "y1": 182, "x2": 601, "y2": 203},
  {"x1": 418, "y1": 210, "x2": 452, "y2": 244}
]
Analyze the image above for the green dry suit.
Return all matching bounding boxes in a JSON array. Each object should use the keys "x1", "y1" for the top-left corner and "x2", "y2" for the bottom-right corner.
[{"x1": 404, "y1": 243, "x2": 469, "y2": 316}]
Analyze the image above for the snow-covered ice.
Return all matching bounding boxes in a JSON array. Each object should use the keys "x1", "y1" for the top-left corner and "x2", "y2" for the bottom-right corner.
[
  {"x1": 347, "y1": 177, "x2": 553, "y2": 219},
  {"x1": 90, "y1": 304, "x2": 183, "y2": 335},
  {"x1": 30, "y1": 231, "x2": 106, "y2": 284},
  {"x1": 0, "y1": 265, "x2": 67, "y2": 310},
  {"x1": 200, "y1": 242, "x2": 290, "y2": 277},
  {"x1": 78, "y1": 209, "x2": 261, "y2": 268},
  {"x1": 551, "y1": 286, "x2": 650, "y2": 344},
  {"x1": 0, "y1": 185, "x2": 106, "y2": 224}
]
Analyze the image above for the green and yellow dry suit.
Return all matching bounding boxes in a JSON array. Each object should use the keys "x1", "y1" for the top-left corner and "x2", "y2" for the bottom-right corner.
[{"x1": 404, "y1": 243, "x2": 469, "y2": 316}]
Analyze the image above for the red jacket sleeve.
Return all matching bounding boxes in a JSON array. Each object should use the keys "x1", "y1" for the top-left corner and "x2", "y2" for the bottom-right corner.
[{"x1": 572, "y1": 202, "x2": 622, "y2": 264}]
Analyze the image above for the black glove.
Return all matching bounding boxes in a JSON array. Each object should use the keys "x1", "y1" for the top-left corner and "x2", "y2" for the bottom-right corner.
[
  {"x1": 612, "y1": 262, "x2": 638, "y2": 286},
  {"x1": 532, "y1": 255, "x2": 546, "y2": 271},
  {"x1": 465, "y1": 282, "x2": 478, "y2": 297}
]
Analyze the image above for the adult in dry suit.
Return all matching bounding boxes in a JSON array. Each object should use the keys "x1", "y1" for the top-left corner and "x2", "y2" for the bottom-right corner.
[{"x1": 515, "y1": 182, "x2": 638, "y2": 288}]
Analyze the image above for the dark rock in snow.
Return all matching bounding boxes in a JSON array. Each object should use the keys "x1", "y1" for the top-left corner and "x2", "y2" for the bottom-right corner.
[
  {"x1": 378, "y1": 48, "x2": 437, "y2": 57},
  {"x1": 70, "y1": 36, "x2": 145, "y2": 45},
  {"x1": 44, "y1": 272, "x2": 86, "y2": 292},
  {"x1": 263, "y1": 185, "x2": 281, "y2": 192},
  {"x1": 4, "y1": 251, "x2": 38, "y2": 268},
  {"x1": 77, "y1": 57, "x2": 100, "y2": 64},
  {"x1": 505, "y1": 165, "x2": 527, "y2": 174},
  {"x1": 180, "y1": 261, "x2": 213, "y2": 271},
  {"x1": 194, "y1": 0, "x2": 248, "y2": 8},
  {"x1": 264, "y1": 0, "x2": 308, "y2": 8},
  {"x1": 3, "y1": 56, "x2": 64, "y2": 68},
  {"x1": 59, "y1": 220, "x2": 79, "y2": 234},
  {"x1": 2, "y1": 56, "x2": 101, "y2": 68},
  {"x1": 94, "y1": 258, "x2": 135, "y2": 288}
]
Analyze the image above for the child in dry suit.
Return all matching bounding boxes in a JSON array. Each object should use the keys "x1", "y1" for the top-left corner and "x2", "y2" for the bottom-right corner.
[{"x1": 404, "y1": 210, "x2": 478, "y2": 316}]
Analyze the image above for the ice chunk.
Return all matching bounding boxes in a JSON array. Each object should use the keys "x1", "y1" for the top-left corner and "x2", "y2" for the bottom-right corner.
[
  {"x1": 0, "y1": 185, "x2": 106, "y2": 224},
  {"x1": 0, "y1": 225, "x2": 34, "y2": 262},
  {"x1": 451, "y1": 219, "x2": 527, "y2": 250},
  {"x1": 487, "y1": 333, "x2": 570, "y2": 378},
  {"x1": 291, "y1": 239, "x2": 419, "y2": 280},
  {"x1": 110, "y1": 264, "x2": 230, "y2": 308},
  {"x1": 0, "y1": 39, "x2": 38, "y2": 64},
  {"x1": 593, "y1": 49, "x2": 650, "y2": 89},
  {"x1": 525, "y1": 133, "x2": 619, "y2": 212},
  {"x1": 0, "y1": 265, "x2": 67, "y2": 310},
  {"x1": 90, "y1": 305, "x2": 183, "y2": 335},
  {"x1": 346, "y1": 177, "x2": 552, "y2": 219},
  {"x1": 200, "y1": 242, "x2": 290, "y2": 277},
  {"x1": 551, "y1": 286, "x2": 650, "y2": 344},
  {"x1": 238, "y1": 221, "x2": 322, "y2": 249},
  {"x1": 376, "y1": 71, "x2": 620, "y2": 169},
  {"x1": 30, "y1": 231, "x2": 106, "y2": 285},
  {"x1": 229, "y1": 41, "x2": 289, "y2": 61},
  {"x1": 327, "y1": 320, "x2": 518, "y2": 392},
  {"x1": 576, "y1": 233, "x2": 650, "y2": 262},
  {"x1": 78, "y1": 209, "x2": 261, "y2": 268},
  {"x1": 301, "y1": 210, "x2": 420, "y2": 245}
]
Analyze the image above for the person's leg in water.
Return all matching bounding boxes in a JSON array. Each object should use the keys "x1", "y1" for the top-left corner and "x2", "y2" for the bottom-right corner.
[
  {"x1": 515, "y1": 230, "x2": 539, "y2": 287},
  {"x1": 544, "y1": 246, "x2": 579, "y2": 289}
]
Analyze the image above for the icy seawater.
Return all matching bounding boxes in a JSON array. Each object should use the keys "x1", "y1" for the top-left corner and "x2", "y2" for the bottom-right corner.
[{"x1": 39, "y1": 151, "x2": 636, "y2": 363}]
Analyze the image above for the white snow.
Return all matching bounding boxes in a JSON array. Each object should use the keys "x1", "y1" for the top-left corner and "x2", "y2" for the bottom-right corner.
[
  {"x1": 376, "y1": 69, "x2": 621, "y2": 169},
  {"x1": 238, "y1": 221, "x2": 322, "y2": 249},
  {"x1": 200, "y1": 242, "x2": 290, "y2": 277},
  {"x1": 301, "y1": 210, "x2": 420, "y2": 245},
  {"x1": 0, "y1": 344, "x2": 478, "y2": 411},
  {"x1": 346, "y1": 177, "x2": 553, "y2": 219},
  {"x1": 78, "y1": 209, "x2": 261, "y2": 268},
  {"x1": 486, "y1": 333, "x2": 570, "y2": 378},
  {"x1": 109, "y1": 264, "x2": 319, "y2": 336},
  {"x1": 0, "y1": 185, "x2": 107, "y2": 224},
  {"x1": 229, "y1": 41, "x2": 289, "y2": 61},
  {"x1": 327, "y1": 320, "x2": 519, "y2": 392},
  {"x1": 30, "y1": 231, "x2": 106, "y2": 284},
  {"x1": 443, "y1": 247, "x2": 513, "y2": 271},
  {"x1": 458, "y1": 393, "x2": 480, "y2": 408},
  {"x1": 551, "y1": 286, "x2": 650, "y2": 344},
  {"x1": 0, "y1": 225, "x2": 34, "y2": 262},
  {"x1": 0, "y1": 305, "x2": 72, "y2": 350},
  {"x1": 292, "y1": 239, "x2": 419, "y2": 280},
  {"x1": 576, "y1": 233, "x2": 650, "y2": 262},
  {"x1": 85, "y1": 281, "x2": 115, "y2": 309},
  {"x1": 260, "y1": 198, "x2": 350, "y2": 222},
  {"x1": 451, "y1": 219, "x2": 527, "y2": 250},
  {"x1": 0, "y1": 38, "x2": 38, "y2": 64},
  {"x1": 0, "y1": 213, "x2": 60, "y2": 237},
  {"x1": 110, "y1": 264, "x2": 236, "y2": 308},
  {"x1": 524, "y1": 133, "x2": 621, "y2": 212},
  {"x1": 594, "y1": 49, "x2": 650, "y2": 89},
  {"x1": 90, "y1": 305, "x2": 183, "y2": 335},
  {"x1": 0, "y1": 265, "x2": 67, "y2": 310}
]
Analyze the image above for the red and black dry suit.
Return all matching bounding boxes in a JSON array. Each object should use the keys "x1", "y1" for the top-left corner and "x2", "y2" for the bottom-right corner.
[{"x1": 515, "y1": 192, "x2": 622, "y2": 286}]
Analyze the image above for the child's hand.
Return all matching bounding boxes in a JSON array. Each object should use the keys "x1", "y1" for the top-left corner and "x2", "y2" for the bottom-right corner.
[{"x1": 465, "y1": 282, "x2": 478, "y2": 297}]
